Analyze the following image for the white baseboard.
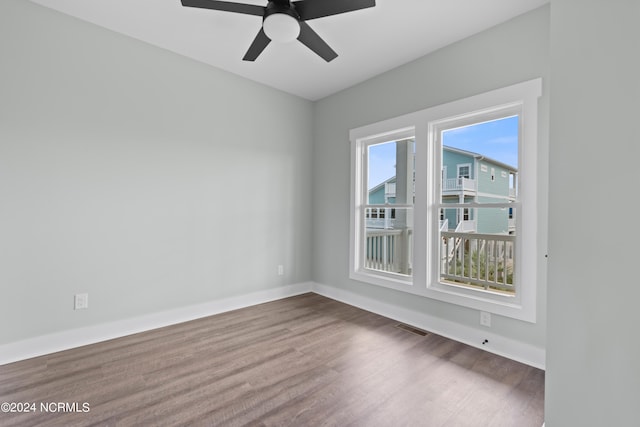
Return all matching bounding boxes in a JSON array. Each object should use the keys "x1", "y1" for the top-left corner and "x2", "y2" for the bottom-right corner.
[
  {"x1": 1, "y1": 281, "x2": 545, "y2": 369},
  {"x1": 311, "y1": 282, "x2": 546, "y2": 370},
  {"x1": 0, "y1": 282, "x2": 313, "y2": 366}
]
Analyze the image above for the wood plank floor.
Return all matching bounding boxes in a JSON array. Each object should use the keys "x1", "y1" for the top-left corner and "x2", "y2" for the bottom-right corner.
[{"x1": 0, "y1": 293, "x2": 544, "y2": 426}]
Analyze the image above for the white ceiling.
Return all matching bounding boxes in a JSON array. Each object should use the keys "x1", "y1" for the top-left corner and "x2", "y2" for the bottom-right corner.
[{"x1": 29, "y1": 0, "x2": 549, "y2": 101}]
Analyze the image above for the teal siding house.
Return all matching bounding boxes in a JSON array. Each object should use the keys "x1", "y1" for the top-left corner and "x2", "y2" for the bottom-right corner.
[{"x1": 368, "y1": 146, "x2": 516, "y2": 234}]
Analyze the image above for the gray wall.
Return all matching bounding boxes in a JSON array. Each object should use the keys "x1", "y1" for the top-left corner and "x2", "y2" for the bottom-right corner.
[
  {"x1": 546, "y1": 0, "x2": 640, "y2": 425},
  {"x1": 312, "y1": 6, "x2": 550, "y2": 351},
  {"x1": 8, "y1": 1, "x2": 640, "y2": 423},
  {"x1": 0, "y1": 0, "x2": 313, "y2": 344}
]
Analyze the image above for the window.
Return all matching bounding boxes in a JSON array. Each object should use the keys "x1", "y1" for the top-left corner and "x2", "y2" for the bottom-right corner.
[
  {"x1": 438, "y1": 116, "x2": 518, "y2": 295},
  {"x1": 350, "y1": 79, "x2": 542, "y2": 322},
  {"x1": 352, "y1": 132, "x2": 415, "y2": 284},
  {"x1": 458, "y1": 164, "x2": 471, "y2": 179}
]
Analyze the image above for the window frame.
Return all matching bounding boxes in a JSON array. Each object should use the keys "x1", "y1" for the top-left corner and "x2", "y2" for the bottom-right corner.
[
  {"x1": 350, "y1": 79, "x2": 542, "y2": 322},
  {"x1": 457, "y1": 164, "x2": 471, "y2": 180},
  {"x1": 350, "y1": 127, "x2": 417, "y2": 288}
]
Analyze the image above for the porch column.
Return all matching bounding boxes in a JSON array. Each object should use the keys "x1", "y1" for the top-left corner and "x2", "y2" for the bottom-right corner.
[{"x1": 395, "y1": 140, "x2": 413, "y2": 274}]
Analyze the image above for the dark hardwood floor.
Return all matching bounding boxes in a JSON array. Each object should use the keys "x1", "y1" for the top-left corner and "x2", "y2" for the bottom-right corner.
[{"x1": 0, "y1": 293, "x2": 544, "y2": 426}]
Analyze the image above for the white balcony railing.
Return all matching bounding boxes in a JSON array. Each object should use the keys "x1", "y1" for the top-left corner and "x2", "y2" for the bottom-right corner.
[
  {"x1": 364, "y1": 227, "x2": 514, "y2": 293},
  {"x1": 455, "y1": 219, "x2": 477, "y2": 233},
  {"x1": 365, "y1": 228, "x2": 412, "y2": 275},
  {"x1": 441, "y1": 231, "x2": 515, "y2": 293},
  {"x1": 442, "y1": 177, "x2": 476, "y2": 193},
  {"x1": 381, "y1": 177, "x2": 516, "y2": 200}
]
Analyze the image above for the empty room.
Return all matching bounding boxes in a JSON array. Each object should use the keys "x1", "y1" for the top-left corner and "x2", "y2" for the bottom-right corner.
[{"x1": 1, "y1": 1, "x2": 638, "y2": 426}]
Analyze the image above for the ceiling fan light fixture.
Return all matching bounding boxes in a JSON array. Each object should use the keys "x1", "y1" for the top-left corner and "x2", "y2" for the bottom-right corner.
[
  {"x1": 263, "y1": 13, "x2": 300, "y2": 43},
  {"x1": 181, "y1": 0, "x2": 377, "y2": 61}
]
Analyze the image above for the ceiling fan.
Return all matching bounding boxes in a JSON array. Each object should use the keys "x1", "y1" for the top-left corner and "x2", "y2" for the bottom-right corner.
[{"x1": 180, "y1": 0, "x2": 376, "y2": 62}]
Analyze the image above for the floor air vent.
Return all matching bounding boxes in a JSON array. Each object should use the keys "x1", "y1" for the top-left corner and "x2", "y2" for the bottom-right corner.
[{"x1": 395, "y1": 323, "x2": 429, "y2": 336}]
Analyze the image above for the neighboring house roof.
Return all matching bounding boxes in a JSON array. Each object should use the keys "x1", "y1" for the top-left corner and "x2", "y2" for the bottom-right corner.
[
  {"x1": 444, "y1": 146, "x2": 518, "y2": 172},
  {"x1": 368, "y1": 176, "x2": 396, "y2": 195}
]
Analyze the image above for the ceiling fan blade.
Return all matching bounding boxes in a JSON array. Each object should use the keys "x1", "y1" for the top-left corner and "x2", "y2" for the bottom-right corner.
[
  {"x1": 293, "y1": 0, "x2": 375, "y2": 21},
  {"x1": 181, "y1": 0, "x2": 265, "y2": 16},
  {"x1": 297, "y1": 22, "x2": 337, "y2": 62},
  {"x1": 243, "y1": 28, "x2": 271, "y2": 61}
]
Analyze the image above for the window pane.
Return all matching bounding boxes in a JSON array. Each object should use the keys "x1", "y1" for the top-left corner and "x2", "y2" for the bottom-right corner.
[
  {"x1": 441, "y1": 116, "x2": 518, "y2": 204},
  {"x1": 368, "y1": 138, "x2": 415, "y2": 205},
  {"x1": 439, "y1": 116, "x2": 518, "y2": 295},
  {"x1": 439, "y1": 206, "x2": 516, "y2": 235},
  {"x1": 364, "y1": 207, "x2": 413, "y2": 276},
  {"x1": 364, "y1": 137, "x2": 414, "y2": 278},
  {"x1": 440, "y1": 216, "x2": 515, "y2": 294}
]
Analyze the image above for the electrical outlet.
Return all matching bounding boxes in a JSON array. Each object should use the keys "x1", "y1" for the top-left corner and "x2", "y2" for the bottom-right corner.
[
  {"x1": 277, "y1": 265, "x2": 284, "y2": 276},
  {"x1": 74, "y1": 293, "x2": 88, "y2": 310},
  {"x1": 480, "y1": 311, "x2": 491, "y2": 327}
]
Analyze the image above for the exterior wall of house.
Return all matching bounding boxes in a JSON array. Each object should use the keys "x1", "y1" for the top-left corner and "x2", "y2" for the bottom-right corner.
[
  {"x1": 474, "y1": 200, "x2": 510, "y2": 234},
  {"x1": 368, "y1": 181, "x2": 391, "y2": 204},
  {"x1": 440, "y1": 203, "x2": 458, "y2": 230},
  {"x1": 476, "y1": 161, "x2": 512, "y2": 199},
  {"x1": 441, "y1": 151, "x2": 514, "y2": 233},
  {"x1": 475, "y1": 161, "x2": 514, "y2": 234},
  {"x1": 443, "y1": 150, "x2": 475, "y2": 180},
  {"x1": 374, "y1": 149, "x2": 513, "y2": 233}
]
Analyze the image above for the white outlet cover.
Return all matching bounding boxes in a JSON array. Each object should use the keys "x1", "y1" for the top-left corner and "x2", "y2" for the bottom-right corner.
[
  {"x1": 480, "y1": 311, "x2": 491, "y2": 327},
  {"x1": 74, "y1": 293, "x2": 89, "y2": 310}
]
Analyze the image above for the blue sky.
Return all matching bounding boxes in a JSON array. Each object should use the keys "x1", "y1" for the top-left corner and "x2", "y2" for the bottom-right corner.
[{"x1": 368, "y1": 116, "x2": 518, "y2": 189}]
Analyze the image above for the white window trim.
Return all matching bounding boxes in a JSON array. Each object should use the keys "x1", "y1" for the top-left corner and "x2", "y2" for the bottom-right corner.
[
  {"x1": 350, "y1": 78, "x2": 542, "y2": 323},
  {"x1": 350, "y1": 126, "x2": 416, "y2": 289}
]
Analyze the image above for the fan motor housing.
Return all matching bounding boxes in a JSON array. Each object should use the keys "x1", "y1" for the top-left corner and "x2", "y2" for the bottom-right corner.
[{"x1": 264, "y1": 1, "x2": 300, "y2": 21}]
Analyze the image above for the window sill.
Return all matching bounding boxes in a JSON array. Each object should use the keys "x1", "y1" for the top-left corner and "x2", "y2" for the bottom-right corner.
[{"x1": 350, "y1": 272, "x2": 536, "y2": 323}]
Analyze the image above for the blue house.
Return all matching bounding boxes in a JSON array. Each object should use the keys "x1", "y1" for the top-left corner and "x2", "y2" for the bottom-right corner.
[
  {"x1": 441, "y1": 146, "x2": 517, "y2": 234},
  {"x1": 368, "y1": 146, "x2": 517, "y2": 234}
]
